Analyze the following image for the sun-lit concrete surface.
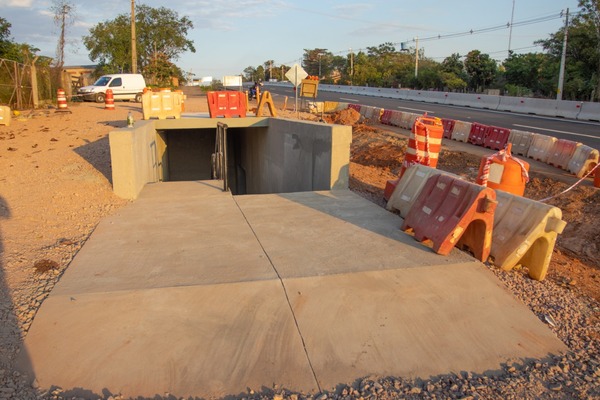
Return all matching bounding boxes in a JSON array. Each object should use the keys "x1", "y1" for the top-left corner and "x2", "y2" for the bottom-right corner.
[{"x1": 20, "y1": 181, "x2": 566, "y2": 398}]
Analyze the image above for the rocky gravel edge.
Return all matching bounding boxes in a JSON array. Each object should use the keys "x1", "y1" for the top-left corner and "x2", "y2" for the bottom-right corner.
[{"x1": 1, "y1": 244, "x2": 599, "y2": 400}]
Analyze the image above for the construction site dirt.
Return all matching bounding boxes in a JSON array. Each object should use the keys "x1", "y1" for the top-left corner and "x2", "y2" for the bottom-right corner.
[{"x1": 0, "y1": 96, "x2": 598, "y2": 398}]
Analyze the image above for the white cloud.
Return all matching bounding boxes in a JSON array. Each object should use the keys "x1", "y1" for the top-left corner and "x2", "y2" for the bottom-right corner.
[{"x1": 7, "y1": 0, "x2": 34, "y2": 7}]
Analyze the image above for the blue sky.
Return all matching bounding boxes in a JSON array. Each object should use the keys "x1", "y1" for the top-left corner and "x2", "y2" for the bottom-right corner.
[{"x1": 1, "y1": 0, "x2": 581, "y2": 80}]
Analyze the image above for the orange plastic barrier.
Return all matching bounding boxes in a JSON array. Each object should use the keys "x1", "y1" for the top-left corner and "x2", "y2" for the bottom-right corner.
[
  {"x1": 401, "y1": 114, "x2": 444, "y2": 176},
  {"x1": 401, "y1": 174, "x2": 497, "y2": 260},
  {"x1": 468, "y1": 123, "x2": 488, "y2": 146},
  {"x1": 381, "y1": 109, "x2": 393, "y2": 125},
  {"x1": 547, "y1": 139, "x2": 580, "y2": 170},
  {"x1": 441, "y1": 118, "x2": 455, "y2": 139},
  {"x1": 104, "y1": 89, "x2": 115, "y2": 111},
  {"x1": 207, "y1": 91, "x2": 246, "y2": 118},
  {"x1": 483, "y1": 126, "x2": 510, "y2": 150},
  {"x1": 476, "y1": 144, "x2": 530, "y2": 196}
]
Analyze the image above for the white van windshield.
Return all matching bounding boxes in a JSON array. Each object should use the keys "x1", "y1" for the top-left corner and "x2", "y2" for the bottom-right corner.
[{"x1": 93, "y1": 76, "x2": 111, "y2": 86}]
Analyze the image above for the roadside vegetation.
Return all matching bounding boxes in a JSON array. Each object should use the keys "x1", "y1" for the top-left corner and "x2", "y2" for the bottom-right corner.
[{"x1": 244, "y1": 0, "x2": 600, "y2": 102}]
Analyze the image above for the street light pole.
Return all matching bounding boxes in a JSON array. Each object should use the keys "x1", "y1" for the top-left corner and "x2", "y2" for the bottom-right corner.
[
  {"x1": 414, "y1": 37, "x2": 419, "y2": 78},
  {"x1": 318, "y1": 53, "x2": 322, "y2": 79},
  {"x1": 508, "y1": 0, "x2": 516, "y2": 58},
  {"x1": 131, "y1": 0, "x2": 137, "y2": 73},
  {"x1": 349, "y1": 48, "x2": 354, "y2": 86},
  {"x1": 557, "y1": 8, "x2": 569, "y2": 101}
]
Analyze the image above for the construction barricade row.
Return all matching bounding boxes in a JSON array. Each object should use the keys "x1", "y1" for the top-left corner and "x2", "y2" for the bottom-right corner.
[
  {"x1": 567, "y1": 145, "x2": 599, "y2": 178},
  {"x1": 401, "y1": 174, "x2": 497, "y2": 261},
  {"x1": 547, "y1": 139, "x2": 580, "y2": 170},
  {"x1": 527, "y1": 134, "x2": 556, "y2": 163},
  {"x1": 491, "y1": 190, "x2": 567, "y2": 281},
  {"x1": 508, "y1": 130, "x2": 534, "y2": 156}
]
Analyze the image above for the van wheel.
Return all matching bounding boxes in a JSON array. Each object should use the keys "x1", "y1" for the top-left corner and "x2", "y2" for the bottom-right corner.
[
  {"x1": 95, "y1": 93, "x2": 105, "y2": 103},
  {"x1": 135, "y1": 93, "x2": 143, "y2": 103}
]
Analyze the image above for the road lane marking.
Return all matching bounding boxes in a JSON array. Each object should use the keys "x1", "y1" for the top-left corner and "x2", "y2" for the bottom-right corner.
[
  {"x1": 340, "y1": 97, "x2": 359, "y2": 102},
  {"x1": 513, "y1": 124, "x2": 600, "y2": 140},
  {"x1": 397, "y1": 106, "x2": 433, "y2": 114}
]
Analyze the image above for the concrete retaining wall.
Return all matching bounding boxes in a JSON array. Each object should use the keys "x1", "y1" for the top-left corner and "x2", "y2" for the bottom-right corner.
[
  {"x1": 109, "y1": 121, "x2": 159, "y2": 200},
  {"x1": 109, "y1": 117, "x2": 352, "y2": 200},
  {"x1": 239, "y1": 119, "x2": 351, "y2": 194}
]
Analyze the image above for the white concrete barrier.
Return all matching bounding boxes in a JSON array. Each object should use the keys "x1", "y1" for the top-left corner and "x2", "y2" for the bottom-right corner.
[
  {"x1": 577, "y1": 102, "x2": 600, "y2": 121},
  {"x1": 268, "y1": 83, "x2": 600, "y2": 121},
  {"x1": 555, "y1": 100, "x2": 583, "y2": 119}
]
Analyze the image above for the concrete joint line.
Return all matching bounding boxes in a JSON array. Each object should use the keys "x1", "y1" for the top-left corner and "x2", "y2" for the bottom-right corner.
[{"x1": 232, "y1": 197, "x2": 322, "y2": 393}]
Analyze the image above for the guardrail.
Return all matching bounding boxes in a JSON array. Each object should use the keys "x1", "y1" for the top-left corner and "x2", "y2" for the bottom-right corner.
[{"x1": 264, "y1": 82, "x2": 600, "y2": 122}]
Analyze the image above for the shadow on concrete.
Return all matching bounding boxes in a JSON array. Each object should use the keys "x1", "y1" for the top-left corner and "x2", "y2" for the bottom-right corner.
[
  {"x1": 0, "y1": 195, "x2": 34, "y2": 393},
  {"x1": 73, "y1": 136, "x2": 113, "y2": 184}
]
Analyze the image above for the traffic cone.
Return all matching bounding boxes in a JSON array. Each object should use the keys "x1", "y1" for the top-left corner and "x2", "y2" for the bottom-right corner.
[{"x1": 105, "y1": 89, "x2": 115, "y2": 110}]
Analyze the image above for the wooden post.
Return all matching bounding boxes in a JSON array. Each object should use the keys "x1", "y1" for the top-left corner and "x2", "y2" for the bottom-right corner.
[{"x1": 30, "y1": 57, "x2": 40, "y2": 108}]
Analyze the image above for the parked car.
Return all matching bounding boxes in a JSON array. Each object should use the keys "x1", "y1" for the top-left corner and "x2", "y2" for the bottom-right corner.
[{"x1": 77, "y1": 74, "x2": 146, "y2": 103}]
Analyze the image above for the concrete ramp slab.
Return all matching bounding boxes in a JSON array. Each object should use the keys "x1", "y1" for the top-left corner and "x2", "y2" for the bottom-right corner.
[
  {"x1": 20, "y1": 182, "x2": 566, "y2": 398},
  {"x1": 27, "y1": 280, "x2": 317, "y2": 398},
  {"x1": 285, "y1": 265, "x2": 561, "y2": 389}
]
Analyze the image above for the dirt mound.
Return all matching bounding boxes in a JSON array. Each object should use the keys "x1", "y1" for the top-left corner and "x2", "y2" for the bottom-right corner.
[{"x1": 324, "y1": 108, "x2": 361, "y2": 125}]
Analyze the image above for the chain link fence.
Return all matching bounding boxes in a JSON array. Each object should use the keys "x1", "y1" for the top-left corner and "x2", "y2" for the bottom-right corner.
[{"x1": 0, "y1": 58, "x2": 56, "y2": 110}]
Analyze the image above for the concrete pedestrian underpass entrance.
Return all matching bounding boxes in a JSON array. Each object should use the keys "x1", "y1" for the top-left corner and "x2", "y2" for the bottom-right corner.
[
  {"x1": 19, "y1": 182, "x2": 566, "y2": 398},
  {"x1": 19, "y1": 116, "x2": 565, "y2": 398}
]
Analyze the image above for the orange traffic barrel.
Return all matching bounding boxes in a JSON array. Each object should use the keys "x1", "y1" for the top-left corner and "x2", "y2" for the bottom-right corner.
[
  {"x1": 401, "y1": 114, "x2": 444, "y2": 177},
  {"x1": 104, "y1": 89, "x2": 115, "y2": 110},
  {"x1": 476, "y1": 143, "x2": 530, "y2": 196},
  {"x1": 57, "y1": 88, "x2": 68, "y2": 110}
]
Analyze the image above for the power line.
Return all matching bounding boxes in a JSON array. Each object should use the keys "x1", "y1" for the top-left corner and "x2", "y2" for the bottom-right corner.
[{"x1": 282, "y1": 9, "x2": 578, "y2": 66}]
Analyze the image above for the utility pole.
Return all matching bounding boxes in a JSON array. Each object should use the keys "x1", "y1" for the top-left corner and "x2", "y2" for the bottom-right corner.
[
  {"x1": 349, "y1": 48, "x2": 354, "y2": 86},
  {"x1": 508, "y1": 0, "x2": 516, "y2": 58},
  {"x1": 414, "y1": 37, "x2": 419, "y2": 78},
  {"x1": 557, "y1": 8, "x2": 569, "y2": 101},
  {"x1": 131, "y1": 0, "x2": 137, "y2": 73}
]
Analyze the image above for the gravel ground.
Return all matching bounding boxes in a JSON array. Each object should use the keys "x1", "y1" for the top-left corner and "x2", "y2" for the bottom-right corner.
[{"x1": 0, "y1": 99, "x2": 599, "y2": 399}]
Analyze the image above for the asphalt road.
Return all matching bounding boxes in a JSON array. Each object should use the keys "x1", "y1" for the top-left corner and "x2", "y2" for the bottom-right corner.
[{"x1": 265, "y1": 85, "x2": 600, "y2": 150}]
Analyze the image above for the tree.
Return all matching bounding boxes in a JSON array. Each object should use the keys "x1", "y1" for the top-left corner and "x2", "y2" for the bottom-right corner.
[
  {"x1": 83, "y1": 5, "x2": 195, "y2": 79},
  {"x1": 464, "y1": 50, "x2": 497, "y2": 92},
  {"x1": 577, "y1": 0, "x2": 600, "y2": 101},
  {"x1": 302, "y1": 48, "x2": 333, "y2": 78},
  {"x1": 51, "y1": 0, "x2": 76, "y2": 69},
  {"x1": 0, "y1": 17, "x2": 11, "y2": 57}
]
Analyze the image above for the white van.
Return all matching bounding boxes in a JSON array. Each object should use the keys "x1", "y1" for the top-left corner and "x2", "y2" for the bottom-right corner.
[{"x1": 78, "y1": 74, "x2": 146, "y2": 103}]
